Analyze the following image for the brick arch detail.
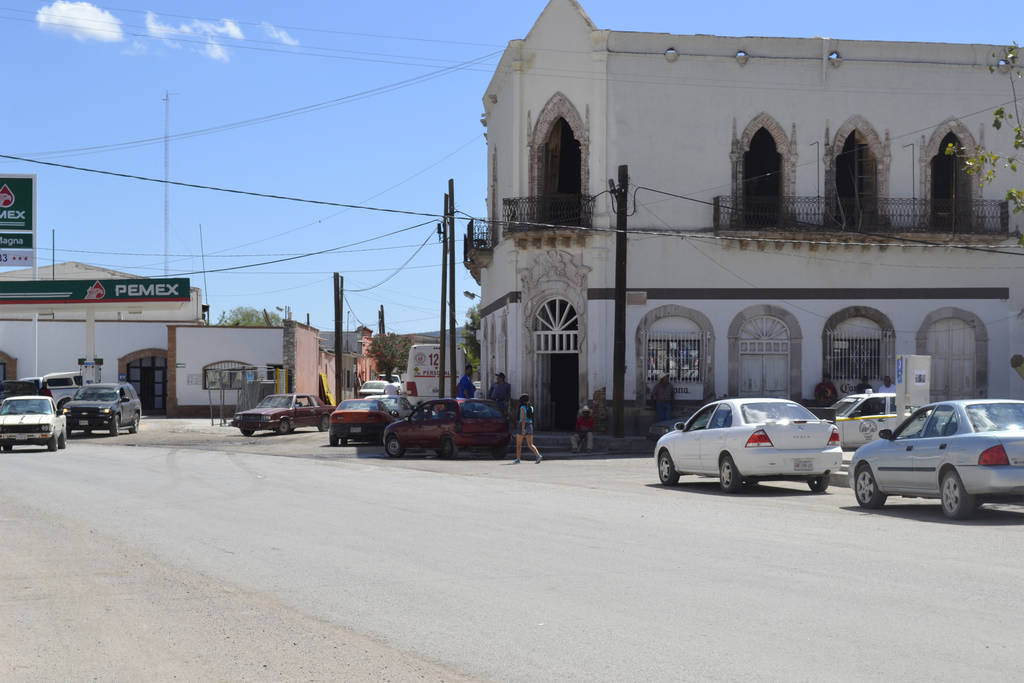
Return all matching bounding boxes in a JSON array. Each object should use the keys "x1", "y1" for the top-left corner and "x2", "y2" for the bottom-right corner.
[
  {"x1": 0, "y1": 349, "x2": 16, "y2": 380},
  {"x1": 118, "y1": 348, "x2": 167, "y2": 379},
  {"x1": 921, "y1": 118, "x2": 979, "y2": 202},
  {"x1": 528, "y1": 91, "x2": 590, "y2": 200}
]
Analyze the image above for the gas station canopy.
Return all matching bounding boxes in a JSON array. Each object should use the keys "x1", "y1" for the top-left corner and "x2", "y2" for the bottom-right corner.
[{"x1": 0, "y1": 278, "x2": 190, "y2": 311}]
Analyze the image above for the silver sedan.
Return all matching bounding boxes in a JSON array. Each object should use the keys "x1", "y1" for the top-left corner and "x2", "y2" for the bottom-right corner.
[{"x1": 850, "y1": 400, "x2": 1024, "y2": 519}]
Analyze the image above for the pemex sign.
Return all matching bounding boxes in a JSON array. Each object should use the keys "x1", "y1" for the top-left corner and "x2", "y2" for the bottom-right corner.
[
  {"x1": 0, "y1": 174, "x2": 35, "y2": 266},
  {"x1": 0, "y1": 278, "x2": 190, "y2": 306}
]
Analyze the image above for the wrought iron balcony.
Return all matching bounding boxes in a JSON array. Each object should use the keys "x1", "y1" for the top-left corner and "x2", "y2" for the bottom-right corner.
[
  {"x1": 503, "y1": 194, "x2": 594, "y2": 233},
  {"x1": 713, "y1": 195, "x2": 1009, "y2": 234},
  {"x1": 464, "y1": 219, "x2": 493, "y2": 264}
]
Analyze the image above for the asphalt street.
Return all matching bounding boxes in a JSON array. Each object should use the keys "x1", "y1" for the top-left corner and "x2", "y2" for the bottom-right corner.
[{"x1": 2, "y1": 419, "x2": 1022, "y2": 681}]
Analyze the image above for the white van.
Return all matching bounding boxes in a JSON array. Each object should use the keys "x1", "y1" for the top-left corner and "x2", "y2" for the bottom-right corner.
[{"x1": 405, "y1": 344, "x2": 467, "y2": 405}]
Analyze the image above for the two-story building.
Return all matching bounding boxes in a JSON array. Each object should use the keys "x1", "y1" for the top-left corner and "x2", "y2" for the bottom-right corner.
[{"x1": 466, "y1": 0, "x2": 1024, "y2": 431}]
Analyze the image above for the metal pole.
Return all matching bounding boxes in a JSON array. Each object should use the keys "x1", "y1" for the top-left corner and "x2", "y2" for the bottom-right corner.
[
  {"x1": 902, "y1": 143, "x2": 915, "y2": 200},
  {"x1": 448, "y1": 178, "x2": 457, "y2": 398},
  {"x1": 439, "y1": 205, "x2": 448, "y2": 398},
  {"x1": 163, "y1": 91, "x2": 170, "y2": 277},
  {"x1": 810, "y1": 141, "x2": 820, "y2": 198},
  {"x1": 334, "y1": 273, "x2": 343, "y2": 404},
  {"x1": 612, "y1": 164, "x2": 629, "y2": 438}
]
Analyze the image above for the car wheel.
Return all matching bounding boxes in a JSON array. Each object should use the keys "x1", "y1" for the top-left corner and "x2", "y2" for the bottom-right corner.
[
  {"x1": 439, "y1": 437, "x2": 458, "y2": 460},
  {"x1": 719, "y1": 454, "x2": 743, "y2": 493},
  {"x1": 853, "y1": 464, "x2": 887, "y2": 509},
  {"x1": 318, "y1": 415, "x2": 330, "y2": 432},
  {"x1": 1, "y1": 444, "x2": 12, "y2": 452},
  {"x1": 277, "y1": 418, "x2": 291, "y2": 435},
  {"x1": 58, "y1": 430, "x2": 67, "y2": 450},
  {"x1": 491, "y1": 444, "x2": 507, "y2": 459},
  {"x1": 807, "y1": 474, "x2": 830, "y2": 493},
  {"x1": 385, "y1": 434, "x2": 405, "y2": 458},
  {"x1": 329, "y1": 434, "x2": 339, "y2": 447},
  {"x1": 657, "y1": 449, "x2": 680, "y2": 486},
  {"x1": 47, "y1": 434, "x2": 58, "y2": 452},
  {"x1": 240, "y1": 429, "x2": 255, "y2": 437},
  {"x1": 128, "y1": 413, "x2": 140, "y2": 434},
  {"x1": 941, "y1": 470, "x2": 976, "y2": 520},
  {"x1": 108, "y1": 415, "x2": 120, "y2": 436}
]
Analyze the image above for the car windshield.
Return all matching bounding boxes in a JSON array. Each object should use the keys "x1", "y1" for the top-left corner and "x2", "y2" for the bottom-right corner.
[
  {"x1": 338, "y1": 400, "x2": 379, "y2": 411},
  {"x1": 256, "y1": 395, "x2": 293, "y2": 409},
  {"x1": 74, "y1": 387, "x2": 119, "y2": 401},
  {"x1": 830, "y1": 397, "x2": 860, "y2": 417},
  {"x1": 741, "y1": 402, "x2": 816, "y2": 423},
  {"x1": 1, "y1": 399, "x2": 53, "y2": 415},
  {"x1": 965, "y1": 403, "x2": 1024, "y2": 433}
]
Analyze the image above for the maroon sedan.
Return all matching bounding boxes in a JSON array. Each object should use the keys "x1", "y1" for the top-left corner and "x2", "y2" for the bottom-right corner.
[
  {"x1": 383, "y1": 398, "x2": 509, "y2": 459},
  {"x1": 231, "y1": 393, "x2": 334, "y2": 436}
]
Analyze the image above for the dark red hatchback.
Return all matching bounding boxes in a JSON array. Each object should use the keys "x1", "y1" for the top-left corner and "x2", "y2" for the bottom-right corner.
[{"x1": 383, "y1": 398, "x2": 510, "y2": 459}]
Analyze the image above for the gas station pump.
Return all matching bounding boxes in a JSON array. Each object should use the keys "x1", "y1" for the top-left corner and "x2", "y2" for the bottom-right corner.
[{"x1": 895, "y1": 354, "x2": 931, "y2": 418}]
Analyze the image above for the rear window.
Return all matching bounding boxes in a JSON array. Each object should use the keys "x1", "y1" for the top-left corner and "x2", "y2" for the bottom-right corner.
[
  {"x1": 965, "y1": 403, "x2": 1024, "y2": 433},
  {"x1": 462, "y1": 401, "x2": 503, "y2": 419},
  {"x1": 1, "y1": 381, "x2": 38, "y2": 395},
  {"x1": 741, "y1": 402, "x2": 816, "y2": 423},
  {"x1": 45, "y1": 377, "x2": 77, "y2": 388},
  {"x1": 338, "y1": 400, "x2": 380, "y2": 411}
]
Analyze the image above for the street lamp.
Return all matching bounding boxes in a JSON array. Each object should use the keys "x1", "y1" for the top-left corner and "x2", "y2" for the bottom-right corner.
[{"x1": 463, "y1": 291, "x2": 478, "y2": 300}]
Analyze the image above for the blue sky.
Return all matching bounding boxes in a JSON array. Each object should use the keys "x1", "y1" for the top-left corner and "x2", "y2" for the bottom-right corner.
[{"x1": 0, "y1": 0, "x2": 1013, "y2": 334}]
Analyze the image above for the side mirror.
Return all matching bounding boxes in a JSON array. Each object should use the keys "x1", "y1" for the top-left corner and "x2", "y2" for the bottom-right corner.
[
  {"x1": 878, "y1": 429, "x2": 894, "y2": 441},
  {"x1": 674, "y1": 421, "x2": 686, "y2": 431},
  {"x1": 390, "y1": 410, "x2": 399, "y2": 416}
]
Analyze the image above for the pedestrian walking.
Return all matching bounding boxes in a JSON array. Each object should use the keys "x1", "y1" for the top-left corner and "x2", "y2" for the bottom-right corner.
[
  {"x1": 457, "y1": 365, "x2": 475, "y2": 398},
  {"x1": 651, "y1": 375, "x2": 674, "y2": 422},
  {"x1": 513, "y1": 393, "x2": 542, "y2": 464},
  {"x1": 487, "y1": 371, "x2": 511, "y2": 418}
]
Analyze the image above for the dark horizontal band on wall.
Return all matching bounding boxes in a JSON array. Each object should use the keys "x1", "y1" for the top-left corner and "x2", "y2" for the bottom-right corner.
[
  {"x1": 586, "y1": 287, "x2": 1010, "y2": 300},
  {"x1": 480, "y1": 291, "x2": 522, "y2": 317}
]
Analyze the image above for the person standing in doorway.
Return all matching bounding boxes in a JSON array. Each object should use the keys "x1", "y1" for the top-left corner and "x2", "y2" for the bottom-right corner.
[
  {"x1": 877, "y1": 375, "x2": 896, "y2": 393},
  {"x1": 457, "y1": 365, "x2": 475, "y2": 398},
  {"x1": 514, "y1": 393, "x2": 542, "y2": 464},
  {"x1": 651, "y1": 375, "x2": 674, "y2": 422},
  {"x1": 487, "y1": 371, "x2": 511, "y2": 418}
]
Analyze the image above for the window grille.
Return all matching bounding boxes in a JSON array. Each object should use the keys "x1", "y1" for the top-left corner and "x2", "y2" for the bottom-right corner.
[
  {"x1": 203, "y1": 361, "x2": 258, "y2": 390},
  {"x1": 534, "y1": 298, "x2": 579, "y2": 355},
  {"x1": 646, "y1": 332, "x2": 706, "y2": 383},
  {"x1": 824, "y1": 327, "x2": 895, "y2": 391}
]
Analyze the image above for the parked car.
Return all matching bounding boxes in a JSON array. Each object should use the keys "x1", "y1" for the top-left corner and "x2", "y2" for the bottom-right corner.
[
  {"x1": 0, "y1": 379, "x2": 40, "y2": 403},
  {"x1": 383, "y1": 398, "x2": 510, "y2": 459},
  {"x1": 329, "y1": 398, "x2": 400, "y2": 446},
  {"x1": 850, "y1": 399, "x2": 1024, "y2": 519},
  {"x1": 231, "y1": 393, "x2": 334, "y2": 436},
  {"x1": 62, "y1": 382, "x2": 142, "y2": 435},
  {"x1": 18, "y1": 371, "x2": 84, "y2": 410},
  {"x1": 357, "y1": 380, "x2": 390, "y2": 398},
  {"x1": 655, "y1": 398, "x2": 842, "y2": 492},
  {"x1": 0, "y1": 395, "x2": 68, "y2": 452},
  {"x1": 830, "y1": 392, "x2": 900, "y2": 448}
]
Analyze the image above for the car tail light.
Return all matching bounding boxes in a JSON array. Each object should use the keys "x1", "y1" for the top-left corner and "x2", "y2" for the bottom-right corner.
[
  {"x1": 745, "y1": 429, "x2": 773, "y2": 448},
  {"x1": 406, "y1": 381, "x2": 418, "y2": 397},
  {"x1": 978, "y1": 444, "x2": 1009, "y2": 466},
  {"x1": 828, "y1": 426, "x2": 841, "y2": 447},
  {"x1": 40, "y1": 387, "x2": 52, "y2": 397}
]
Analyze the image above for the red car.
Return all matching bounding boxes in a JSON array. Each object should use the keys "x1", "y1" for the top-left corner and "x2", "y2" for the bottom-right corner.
[
  {"x1": 231, "y1": 393, "x2": 334, "y2": 436},
  {"x1": 383, "y1": 398, "x2": 509, "y2": 459},
  {"x1": 329, "y1": 398, "x2": 398, "y2": 446}
]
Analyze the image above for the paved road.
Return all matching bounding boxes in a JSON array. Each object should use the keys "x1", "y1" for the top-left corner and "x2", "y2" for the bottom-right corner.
[{"x1": 2, "y1": 423, "x2": 1023, "y2": 681}]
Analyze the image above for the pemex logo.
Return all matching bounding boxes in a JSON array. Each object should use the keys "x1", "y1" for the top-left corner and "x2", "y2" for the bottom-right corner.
[
  {"x1": 0, "y1": 184, "x2": 13, "y2": 208},
  {"x1": 84, "y1": 281, "x2": 106, "y2": 300}
]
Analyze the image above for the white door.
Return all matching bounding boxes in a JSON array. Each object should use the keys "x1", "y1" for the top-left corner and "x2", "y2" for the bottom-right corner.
[
  {"x1": 926, "y1": 318, "x2": 975, "y2": 401},
  {"x1": 739, "y1": 316, "x2": 790, "y2": 398}
]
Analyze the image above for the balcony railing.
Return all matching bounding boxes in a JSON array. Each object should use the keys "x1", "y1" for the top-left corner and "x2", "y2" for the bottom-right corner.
[
  {"x1": 713, "y1": 196, "x2": 1009, "y2": 234},
  {"x1": 464, "y1": 219, "x2": 493, "y2": 264},
  {"x1": 503, "y1": 194, "x2": 594, "y2": 233}
]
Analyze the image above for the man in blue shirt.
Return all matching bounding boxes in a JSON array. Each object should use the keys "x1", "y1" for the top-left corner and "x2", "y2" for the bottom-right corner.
[
  {"x1": 457, "y1": 365, "x2": 475, "y2": 398},
  {"x1": 487, "y1": 371, "x2": 511, "y2": 417}
]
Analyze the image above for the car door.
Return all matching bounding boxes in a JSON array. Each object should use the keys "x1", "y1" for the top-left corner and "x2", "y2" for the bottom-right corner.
[
  {"x1": 670, "y1": 404, "x2": 716, "y2": 471},
  {"x1": 698, "y1": 404, "x2": 734, "y2": 471},
  {"x1": 404, "y1": 403, "x2": 433, "y2": 447},
  {"x1": 907, "y1": 405, "x2": 958, "y2": 492},
  {"x1": 846, "y1": 396, "x2": 890, "y2": 448},
  {"x1": 873, "y1": 406, "x2": 935, "y2": 490}
]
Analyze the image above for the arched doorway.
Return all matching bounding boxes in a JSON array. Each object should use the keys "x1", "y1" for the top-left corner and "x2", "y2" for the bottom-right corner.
[
  {"x1": 541, "y1": 117, "x2": 583, "y2": 226},
  {"x1": 743, "y1": 127, "x2": 782, "y2": 226},
  {"x1": 738, "y1": 316, "x2": 790, "y2": 398},
  {"x1": 534, "y1": 298, "x2": 579, "y2": 430},
  {"x1": 835, "y1": 130, "x2": 878, "y2": 228},
  {"x1": 127, "y1": 355, "x2": 167, "y2": 413},
  {"x1": 926, "y1": 317, "x2": 976, "y2": 401},
  {"x1": 930, "y1": 132, "x2": 972, "y2": 230}
]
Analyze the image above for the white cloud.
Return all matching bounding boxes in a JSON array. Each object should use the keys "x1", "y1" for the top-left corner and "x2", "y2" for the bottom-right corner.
[
  {"x1": 145, "y1": 11, "x2": 245, "y2": 62},
  {"x1": 262, "y1": 22, "x2": 298, "y2": 47},
  {"x1": 37, "y1": 1, "x2": 124, "y2": 43}
]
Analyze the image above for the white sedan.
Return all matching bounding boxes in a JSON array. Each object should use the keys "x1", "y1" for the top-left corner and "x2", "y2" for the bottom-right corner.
[
  {"x1": 655, "y1": 398, "x2": 842, "y2": 492},
  {"x1": 0, "y1": 395, "x2": 68, "y2": 452}
]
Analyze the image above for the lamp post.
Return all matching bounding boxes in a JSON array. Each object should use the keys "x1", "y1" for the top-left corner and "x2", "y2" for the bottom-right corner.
[{"x1": 903, "y1": 142, "x2": 915, "y2": 200}]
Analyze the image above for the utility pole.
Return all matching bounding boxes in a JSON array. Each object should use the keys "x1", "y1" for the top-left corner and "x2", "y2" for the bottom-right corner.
[
  {"x1": 439, "y1": 202, "x2": 448, "y2": 398},
  {"x1": 612, "y1": 164, "x2": 629, "y2": 438},
  {"x1": 163, "y1": 91, "x2": 170, "y2": 276},
  {"x1": 448, "y1": 178, "x2": 458, "y2": 397},
  {"x1": 334, "y1": 273, "x2": 343, "y2": 402},
  {"x1": 378, "y1": 305, "x2": 386, "y2": 335}
]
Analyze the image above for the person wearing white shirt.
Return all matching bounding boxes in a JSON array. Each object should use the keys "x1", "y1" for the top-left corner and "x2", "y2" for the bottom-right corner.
[{"x1": 877, "y1": 375, "x2": 895, "y2": 393}]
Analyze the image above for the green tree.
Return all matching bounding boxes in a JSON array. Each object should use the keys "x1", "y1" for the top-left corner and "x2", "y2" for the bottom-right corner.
[
  {"x1": 461, "y1": 303, "x2": 481, "y2": 368},
  {"x1": 367, "y1": 333, "x2": 412, "y2": 379},
  {"x1": 217, "y1": 306, "x2": 282, "y2": 326}
]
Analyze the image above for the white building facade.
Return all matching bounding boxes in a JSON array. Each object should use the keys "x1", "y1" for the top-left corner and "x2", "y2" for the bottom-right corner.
[{"x1": 467, "y1": 0, "x2": 1024, "y2": 432}]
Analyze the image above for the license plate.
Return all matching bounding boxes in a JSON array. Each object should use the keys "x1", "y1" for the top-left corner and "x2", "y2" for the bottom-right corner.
[
  {"x1": 79, "y1": 419, "x2": 89, "y2": 426},
  {"x1": 350, "y1": 426, "x2": 362, "y2": 433},
  {"x1": 793, "y1": 459, "x2": 813, "y2": 472},
  {"x1": 15, "y1": 433, "x2": 30, "y2": 440}
]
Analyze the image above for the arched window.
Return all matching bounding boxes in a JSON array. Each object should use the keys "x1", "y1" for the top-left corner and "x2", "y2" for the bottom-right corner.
[
  {"x1": 646, "y1": 317, "x2": 708, "y2": 399},
  {"x1": 534, "y1": 298, "x2": 578, "y2": 353},
  {"x1": 930, "y1": 132, "x2": 972, "y2": 230},
  {"x1": 738, "y1": 316, "x2": 790, "y2": 398},
  {"x1": 823, "y1": 313, "x2": 895, "y2": 394},
  {"x1": 834, "y1": 130, "x2": 878, "y2": 226},
  {"x1": 742, "y1": 128, "x2": 782, "y2": 226}
]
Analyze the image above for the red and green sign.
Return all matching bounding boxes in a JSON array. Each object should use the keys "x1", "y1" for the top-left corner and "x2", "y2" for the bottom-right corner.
[
  {"x1": 0, "y1": 278, "x2": 190, "y2": 305},
  {"x1": 0, "y1": 176, "x2": 33, "y2": 232}
]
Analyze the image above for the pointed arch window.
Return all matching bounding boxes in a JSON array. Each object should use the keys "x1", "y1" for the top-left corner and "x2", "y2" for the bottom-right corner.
[
  {"x1": 742, "y1": 128, "x2": 782, "y2": 226},
  {"x1": 930, "y1": 132, "x2": 972, "y2": 230},
  {"x1": 834, "y1": 131, "x2": 878, "y2": 227}
]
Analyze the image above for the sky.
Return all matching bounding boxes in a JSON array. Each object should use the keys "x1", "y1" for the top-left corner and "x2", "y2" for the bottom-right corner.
[{"x1": 0, "y1": 0, "x2": 1016, "y2": 336}]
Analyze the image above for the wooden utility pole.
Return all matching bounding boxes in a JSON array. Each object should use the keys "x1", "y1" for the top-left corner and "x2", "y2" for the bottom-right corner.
[
  {"x1": 334, "y1": 273, "x2": 343, "y2": 401},
  {"x1": 448, "y1": 178, "x2": 458, "y2": 397},
  {"x1": 439, "y1": 201, "x2": 448, "y2": 398},
  {"x1": 612, "y1": 164, "x2": 629, "y2": 438}
]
